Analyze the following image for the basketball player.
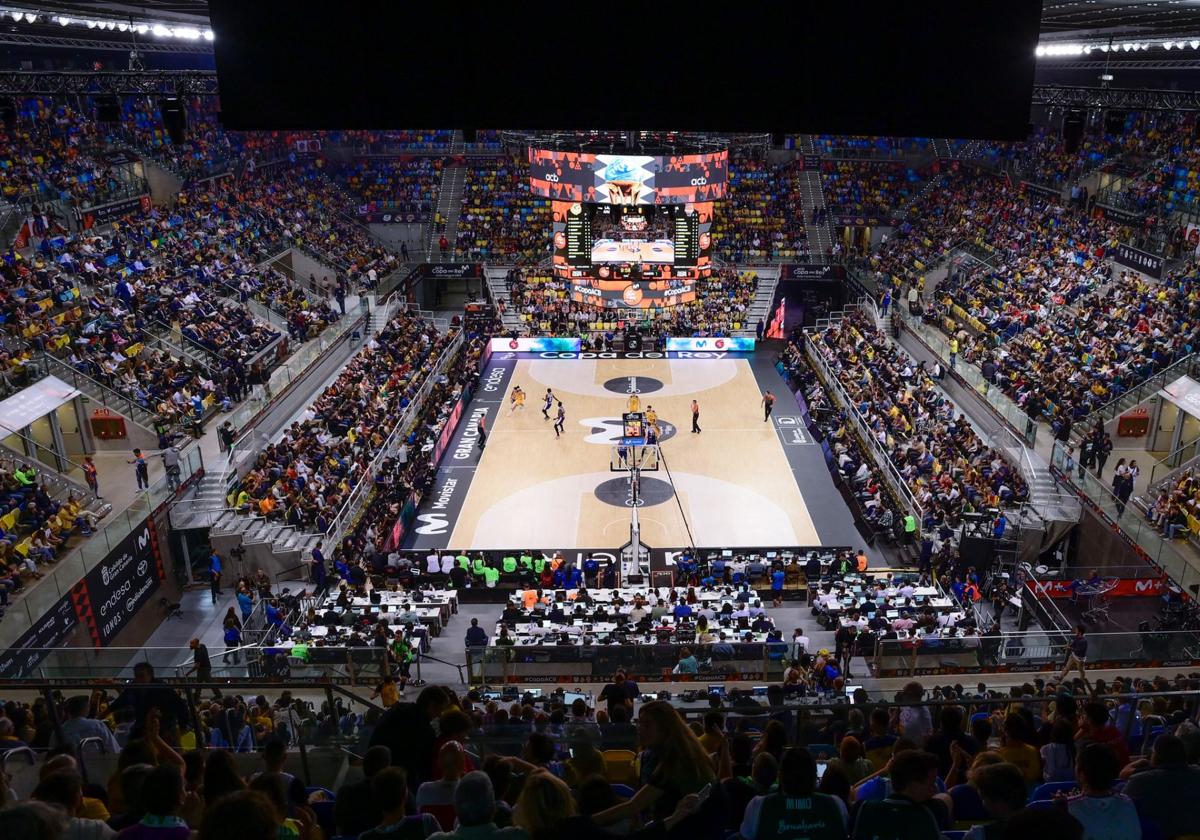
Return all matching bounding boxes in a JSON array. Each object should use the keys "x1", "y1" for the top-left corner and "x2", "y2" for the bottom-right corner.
[
  {"x1": 646, "y1": 423, "x2": 659, "y2": 446},
  {"x1": 554, "y1": 401, "x2": 566, "y2": 437},
  {"x1": 627, "y1": 390, "x2": 641, "y2": 414},
  {"x1": 542, "y1": 388, "x2": 555, "y2": 420},
  {"x1": 617, "y1": 444, "x2": 630, "y2": 467},
  {"x1": 645, "y1": 405, "x2": 658, "y2": 428},
  {"x1": 691, "y1": 399, "x2": 701, "y2": 434},
  {"x1": 762, "y1": 390, "x2": 775, "y2": 422},
  {"x1": 510, "y1": 385, "x2": 526, "y2": 412}
]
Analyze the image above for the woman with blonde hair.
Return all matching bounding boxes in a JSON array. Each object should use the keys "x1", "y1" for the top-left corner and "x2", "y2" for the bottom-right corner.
[
  {"x1": 589, "y1": 701, "x2": 723, "y2": 834},
  {"x1": 514, "y1": 770, "x2": 701, "y2": 840}
]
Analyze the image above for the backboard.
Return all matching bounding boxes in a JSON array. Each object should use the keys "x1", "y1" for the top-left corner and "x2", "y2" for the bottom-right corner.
[{"x1": 610, "y1": 444, "x2": 660, "y2": 472}]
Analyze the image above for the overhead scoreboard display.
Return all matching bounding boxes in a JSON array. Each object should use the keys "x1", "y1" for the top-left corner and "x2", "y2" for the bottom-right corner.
[{"x1": 532, "y1": 146, "x2": 725, "y2": 310}]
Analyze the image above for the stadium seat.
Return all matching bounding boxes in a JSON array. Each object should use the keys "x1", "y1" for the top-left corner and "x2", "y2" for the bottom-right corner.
[
  {"x1": 602, "y1": 749, "x2": 637, "y2": 784},
  {"x1": 611, "y1": 783, "x2": 635, "y2": 799},
  {"x1": 1029, "y1": 781, "x2": 1075, "y2": 801}
]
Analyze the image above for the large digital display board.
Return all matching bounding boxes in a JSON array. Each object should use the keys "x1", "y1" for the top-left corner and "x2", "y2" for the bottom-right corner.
[
  {"x1": 550, "y1": 200, "x2": 714, "y2": 309},
  {"x1": 530, "y1": 148, "x2": 728, "y2": 205}
]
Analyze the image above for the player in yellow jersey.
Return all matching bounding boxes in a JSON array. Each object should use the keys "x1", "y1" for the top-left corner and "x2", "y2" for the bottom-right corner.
[
  {"x1": 510, "y1": 385, "x2": 526, "y2": 413},
  {"x1": 645, "y1": 405, "x2": 658, "y2": 428},
  {"x1": 627, "y1": 390, "x2": 641, "y2": 413}
]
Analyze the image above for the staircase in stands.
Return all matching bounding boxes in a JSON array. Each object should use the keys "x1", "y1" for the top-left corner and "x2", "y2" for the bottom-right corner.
[{"x1": 426, "y1": 163, "x2": 466, "y2": 262}]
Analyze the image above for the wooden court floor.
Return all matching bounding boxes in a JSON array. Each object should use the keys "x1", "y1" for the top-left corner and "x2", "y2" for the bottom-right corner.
[{"x1": 446, "y1": 357, "x2": 819, "y2": 549}]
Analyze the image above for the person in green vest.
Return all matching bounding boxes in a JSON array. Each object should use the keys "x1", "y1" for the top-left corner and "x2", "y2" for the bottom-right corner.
[
  {"x1": 13, "y1": 466, "x2": 35, "y2": 486},
  {"x1": 532, "y1": 554, "x2": 547, "y2": 575},
  {"x1": 290, "y1": 643, "x2": 310, "y2": 663},
  {"x1": 482, "y1": 565, "x2": 500, "y2": 588},
  {"x1": 741, "y1": 747, "x2": 846, "y2": 840},
  {"x1": 849, "y1": 750, "x2": 943, "y2": 840},
  {"x1": 518, "y1": 553, "x2": 534, "y2": 571},
  {"x1": 471, "y1": 554, "x2": 488, "y2": 577},
  {"x1": 390, "y1": 636, "x2": 414, "y2": 686},
  {"x1": 456, "y1": 552, "x2": 470, "y2": 570},
  {"x1": 903, "y1": 513, "x2": 918, "y2": 546},
  {"x1": 502, "y1": 555, "x2": 518, "y2": 574}
]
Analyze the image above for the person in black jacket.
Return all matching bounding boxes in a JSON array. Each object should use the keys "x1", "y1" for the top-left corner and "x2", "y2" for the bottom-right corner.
[
  {"x1": 368, "y1": 686, "x2": 450, "y2": 793},
  {"x1": 334, "y1": 745, "x2": 392, "y2": 837}
]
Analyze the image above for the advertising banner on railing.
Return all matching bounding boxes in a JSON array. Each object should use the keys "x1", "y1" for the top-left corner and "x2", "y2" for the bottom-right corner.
[
  {"x1": 0, "y1": 592, "x2": 79, "y2": 679},
  {"x1": 489, "y1": 337, "x2": 582, "y2": 353},
  {"x1": 1025, "y1": 578, "x2": 1169, "y2": 599},
  {"x1": 665, "y1": 337, "x2": 755, "y2": 352},
  {"x1": 77, "y1": 517, "x2": 165, "y2": 646}
]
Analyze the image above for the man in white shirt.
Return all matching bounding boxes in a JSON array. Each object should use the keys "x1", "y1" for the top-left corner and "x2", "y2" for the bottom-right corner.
[
  {"x1": 55, "y1": 695, "x2": 120, "y2": 755},
  {"x1": 426, "y1": 553, "x2": 440, "y2": 574}
]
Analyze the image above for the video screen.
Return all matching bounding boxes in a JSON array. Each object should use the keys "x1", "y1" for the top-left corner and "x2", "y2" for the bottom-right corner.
[
  {"x1": 529, "y1": 148, "x2": 728, "y2": 205},
  {"x1": 591, "y1": 206, "x2": 674, "y2": 265},
  {"x1": 550, "y1": 199, "x2": 714, "y2": 309}
]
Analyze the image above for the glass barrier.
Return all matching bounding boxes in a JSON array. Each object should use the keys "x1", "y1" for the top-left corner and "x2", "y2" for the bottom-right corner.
[
  {"x1": 467, "y1": 642, "x2": 787, "y2": 685},
  {"x1": 1050, "y1": 438, "x2": 1200, "y2": 596},
  {"x1": 0, "y1": 447, "x2": 203, "y2": 641},
  {"x1": 223, "y1": 299, "x2": 366, "y2": 436},
  {"x1": 873, "y1": 627, "x2": 1200, "y2": 677},
  {"x1": 902, "y1": 316, "x2": 1038, "y2": 446}
]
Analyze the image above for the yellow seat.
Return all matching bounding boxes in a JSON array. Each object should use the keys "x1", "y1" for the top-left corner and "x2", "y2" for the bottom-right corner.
[{"x1": 601, "y1": 749, "x2": 637, "y2": 785}]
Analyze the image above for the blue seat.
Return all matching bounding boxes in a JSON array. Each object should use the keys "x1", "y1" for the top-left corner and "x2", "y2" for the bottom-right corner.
[
  {"x1": 1029, "y1": 781, "x2": 1075, "y2": 802},
  {"x1": 611, "y1": 784, "x2": 635, "y2": 799}
]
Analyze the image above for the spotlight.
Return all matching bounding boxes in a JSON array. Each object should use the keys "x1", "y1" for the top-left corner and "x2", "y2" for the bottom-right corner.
[
  {"x1": 1192, "y1": 40, "x2": 1200, "y2": 49},
  {"x1": 202, "y1": 29, "x2": 214, "y2": 41},
  {"x1": 56, "y1": 15, "x2": 68, "y2": 25},
  {"x1": 151, "y1": 23, "x2": 170, "y2": 37}
]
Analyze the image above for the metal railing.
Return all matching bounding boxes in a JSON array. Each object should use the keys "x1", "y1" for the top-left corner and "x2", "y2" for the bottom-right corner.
[
  {"x1": 321, "y1": 328, "x2": 465, "y2": 550},
  {"x1": 901, "y1": 316, "x2": 1039, "y2": 447},
  {"x1": 1070, "y1": 353, "x2": 1200, "y2": 447},
  {"x1": 1142, "y1": 437, "x2": 1200, "y2": 502},
  {"x1": 36, "y1": 353, "x2": 162, "y2": 431},
  {"x1": 1050, "y1": 437, "x2": 1200, "y2": 595},
  {"x1": 803, "y1": 327, "x2": 924, "y2": 526},
  {"x1": 219, "y1": 299, "x2": 368, "y2": 489},
  {"x1": 0, "y1": 426, "x2": 102, "y2": 507},
  {"x1": 0, "y1": 446, "x2": 203, "y2": 650}
]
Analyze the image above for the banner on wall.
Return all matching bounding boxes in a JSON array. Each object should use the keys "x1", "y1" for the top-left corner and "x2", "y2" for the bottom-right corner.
[
  {"x1": 76, "y1": 194, "x2": 152, "y2": 230},
  {"x1": 778, "y1": 264, "x2": 847, "y2": 281},
  {"x1": 489, "y1": 337, "x2": 582, "y2": 353},
  {"x1": 1113, "y1": 242, "x2": 1164, "y2": 279},
  {"x1": 665, "y1": 337, "x2": 756, "y2": 352}
]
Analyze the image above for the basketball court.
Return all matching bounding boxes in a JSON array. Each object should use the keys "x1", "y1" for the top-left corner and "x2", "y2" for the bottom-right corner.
[{"x1": 405, "y1": 351, "x2": 864, "y2": 553}]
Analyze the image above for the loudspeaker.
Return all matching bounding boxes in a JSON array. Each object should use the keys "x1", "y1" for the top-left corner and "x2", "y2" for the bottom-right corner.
[
  {"x1": 771, "y1": 131, "x2": 785, "y2": 147},
  {"x1": 159, "y1": 97, "x2": 187, "y2": 144},
  {"x1": 95, "y1": 95, "x2": 120, "y2": 123},
  {"x1": 1062, "y1": 109, "x2": 1085, "y2": 154},
  {"x1": 1104, "y1": 109, "x2": 1126, "y2": 135},
  {"x1": 0, "y1": 98, "x2": 14, "y2": 128},
  {"x1": 462, "y1": 128, "x2": 477, "y2": 144},
  {"x1": 625, "y1": 331, "x2": 642, "y2": 352}
]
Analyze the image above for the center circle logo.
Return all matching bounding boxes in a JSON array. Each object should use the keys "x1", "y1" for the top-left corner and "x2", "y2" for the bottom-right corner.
[
  {"x1": 602, "y1": 376, "x2": 664, "y2": 395},
  {"x1": 594, "y1": 476, "x2": 675, "y2": 509}
]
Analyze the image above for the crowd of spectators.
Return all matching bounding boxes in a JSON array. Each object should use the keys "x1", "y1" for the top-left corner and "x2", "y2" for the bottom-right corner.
[
  {"x1": 810, "y1": 311, "x2": 1030, "y2": 537},
  {"x1": 232, "y1": 312, "x2": 452, "y2": 531},
  {"x1": 0, "y1": 98, "x2": 137, "y2": 208},
  {"x1": 821, "y1": 160, "x2": 924, "y2": 218},
  {"x1": 336, "y1": 158, "x2": 442, "y2": 219},
  {"x1": 712, "y1": 149, "x2": 809, "y2": 263},
  {"x1": 6, "y1": 670, "x2": 1200, "y2": 840},
  {"x1": 455, "y1": 157, "x2": 552, "y2": 263},
  {"x1": 499, "y1": 266, "x2": 758, "y2": 338},
  {"x1": 324, "y1": 333, "x2": 487, "y2": 586}
]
